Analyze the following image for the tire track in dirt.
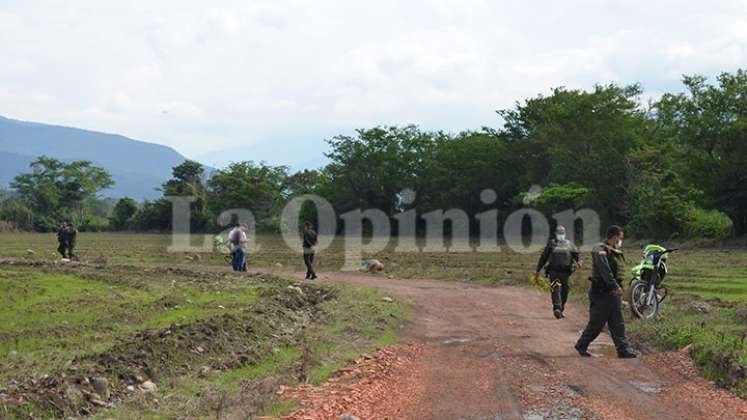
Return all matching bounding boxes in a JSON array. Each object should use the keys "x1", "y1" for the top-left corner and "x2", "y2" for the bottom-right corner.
[{"x1": 280, "y1": 271, "x2": 747, "y2": 419}]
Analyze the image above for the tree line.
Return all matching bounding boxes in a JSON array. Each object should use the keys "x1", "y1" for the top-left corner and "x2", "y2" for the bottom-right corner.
[{"x1": 2, "y1": 70, "x2": 745, "y2": 239}]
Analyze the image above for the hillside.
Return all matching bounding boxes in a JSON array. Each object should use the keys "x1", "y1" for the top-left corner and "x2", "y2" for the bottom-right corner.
[{"x1": 0, "y1": 116, "x2": 188, "y2": 199}]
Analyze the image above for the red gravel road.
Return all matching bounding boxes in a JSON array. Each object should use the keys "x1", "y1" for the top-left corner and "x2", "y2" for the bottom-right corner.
[{"x1": 276, "y1": 272, "x2": 747, "y2": 420}]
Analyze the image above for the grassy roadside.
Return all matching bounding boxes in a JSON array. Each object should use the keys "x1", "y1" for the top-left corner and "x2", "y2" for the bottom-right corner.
[
  {"x1": 0, "y1": 262, "x2": 407, "y2": 418},
  {"x1": 625, "y1": 294, "x2": 747, "y2": 397}
]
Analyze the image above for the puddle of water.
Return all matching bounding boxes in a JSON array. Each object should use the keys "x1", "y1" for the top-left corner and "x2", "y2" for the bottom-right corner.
[
  {"x1": 630, "y1": 381, "x2": 663, "y2": 394},
  {"x1": 561, "y1": 384, "x2": 585, "y2": 397},
  {"x1": 528, "y1": 384, "x2": 545, "y2": 393},
  {"x1": 522, "y1": 399, "x2": 590, "y2": 420},
  {"x1": 589, "y1": 344, "x2": 617, "y2": 357},
  {"x1": 442, "y1": 337, "x2": 473, "y2": 345}
]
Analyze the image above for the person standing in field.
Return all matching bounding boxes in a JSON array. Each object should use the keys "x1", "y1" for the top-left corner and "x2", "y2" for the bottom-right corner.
[
  {"x1": 56, "y1": 222, "x2": 68, "y2": 258},
  {"x1": 64, "y1": 222, "x2": 78, "y2": 260},
  {"x1": 227, "y1": 223, "x2": 248, "y2": 272},
  {"x1": 535, "y1": 225, "x2": 581, "y2": 319},
  {"x1": 575, "y1": 225, "x2": 638, "y2": 359},
  {"x1": 302, "y1": 221, "x2": 318, "y2": 280}
]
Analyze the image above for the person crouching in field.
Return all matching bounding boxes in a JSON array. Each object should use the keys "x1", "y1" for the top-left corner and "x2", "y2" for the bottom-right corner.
[
  {"x1": 302, "y1": 221, "x2": 318, "y2": 280},
  {"x1": 535, "y1": 225, "x2": 581, "y2": 319},
  {"x1": 227, "y1": 223, "x2": 248, "y2": 272}
]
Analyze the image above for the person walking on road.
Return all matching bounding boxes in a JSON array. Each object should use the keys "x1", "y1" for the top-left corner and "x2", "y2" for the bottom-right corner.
[
  {"x1": 535, "y1": 225, "x2": 581, "y2": 319},
  {"x1": 302, "y1": 221, "x2": 318, "y2": 280},
  {"x1": 575, "y1": 225, "x2": 638, "y2": 359},
  {"x1": 227, "y1": 223, "x2": 248, "y2": 272}
]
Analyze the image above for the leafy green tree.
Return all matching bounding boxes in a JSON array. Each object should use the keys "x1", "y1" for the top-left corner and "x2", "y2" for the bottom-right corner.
[
  {"x1": 654, "y1": 71, "x2": 747, "y2": 234},
  {"x1": 131, "y1": 199, "x2": 172, "y2": 231},
  {"x1": 207, "y1": 161, "x2": 288, "y2": 231},
  {"x1": 520, "y1": 183, "x2": 593, "y2": 216},
  {"x1": 499, "y1": 84, "x2": 646, "y2": 224},
  {"x1": 160, "y1": 160, "x2": 212, "y2": 232},
  {"x1": 323, "y1": 126, "x2": 435, "y2": 215},
  {"x1": 10, "y1": 156, "x2": 113, "y2": 230},
  {"x1": 417, "y1": 129, "x2": 523, "y2": 219},
  {"x1": 110, "y1": 197, "x2": 139, "y2": 230}
]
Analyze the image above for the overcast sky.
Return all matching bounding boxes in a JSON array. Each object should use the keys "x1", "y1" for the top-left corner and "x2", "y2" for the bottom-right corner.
[{"x1": 1, "y1": 1, "x2": 746, "y2": 169}]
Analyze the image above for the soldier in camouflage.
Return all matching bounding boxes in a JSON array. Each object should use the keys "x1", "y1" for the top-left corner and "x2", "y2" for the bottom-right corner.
[{"x1": 575, "y1": 225, "x2": 638, "y2": 359}]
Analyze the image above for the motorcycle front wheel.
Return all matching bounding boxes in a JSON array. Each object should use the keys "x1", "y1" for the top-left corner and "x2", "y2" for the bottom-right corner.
[{"x1": 630, "y1": 280, "x2": 658, "y2": 319}]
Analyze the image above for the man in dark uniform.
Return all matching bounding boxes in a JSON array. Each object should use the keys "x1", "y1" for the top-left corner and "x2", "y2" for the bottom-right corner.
[
  {"x1": 535, "y1": 225, "x2": 581, "y2": 319},
  {"x1": 302, "y1": 221, "x2": 318, "y2": 280},
  {"x1": 64, "y1": 222, "x2": 78, "y2": 261},
  {"x1": 56, "y1": 222, "x2": 68, "y2": 258},
  {"x1": 575, "y1": 225, "x2": 638, "y2": 358}
]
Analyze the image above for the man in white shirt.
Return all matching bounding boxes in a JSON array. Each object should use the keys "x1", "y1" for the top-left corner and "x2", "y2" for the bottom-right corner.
[{"x1": 227, "y1": 223, "x2": 248, "y2": 272}]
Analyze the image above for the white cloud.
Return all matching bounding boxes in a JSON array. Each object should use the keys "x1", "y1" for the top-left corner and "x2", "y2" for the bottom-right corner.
[{"x1": 0, "y1": 0, "x2": 746, "y2": 166}]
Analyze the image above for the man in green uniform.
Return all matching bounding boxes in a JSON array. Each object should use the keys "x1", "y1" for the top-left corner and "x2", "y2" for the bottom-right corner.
[
  {"x1": 302, "y1": 221, "x2": 318, "y2": 280},
  {"x1": 575, "y1": 225, "x2": 638, "y2": 359},
  {"x1": 535, "y1": 225, "x2": 581, "y2": 319},
  {"x1": 57, "y1": 222, "x2": 68, "y2": 258},
  {"x1": 64, "y1": 222, "x2": 78, "y2": 261}
]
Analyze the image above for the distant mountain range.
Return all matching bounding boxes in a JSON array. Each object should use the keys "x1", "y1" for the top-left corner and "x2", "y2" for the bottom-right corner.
[{"x1": 0, "y1": 115, "x2": 189, "y2": 200}]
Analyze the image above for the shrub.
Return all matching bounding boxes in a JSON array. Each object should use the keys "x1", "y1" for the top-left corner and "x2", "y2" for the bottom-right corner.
[
  {"x1": 0, "y1": 199, "x2": 35, "y2": 231},
  {"x1": 683, "y1": 208, "x2": 733, "y2": 240},
  {"x1": 81, "y1": 216, "x2": 110, "y2": 232}
]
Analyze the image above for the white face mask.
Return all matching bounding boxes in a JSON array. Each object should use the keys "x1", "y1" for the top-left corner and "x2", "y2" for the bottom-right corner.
[
  {"x1": 616, "y1": 239, "x2": 623, "y2": 248},
  {"x1": 556, "y1": 234, "x2": 566, "y2": 241}
]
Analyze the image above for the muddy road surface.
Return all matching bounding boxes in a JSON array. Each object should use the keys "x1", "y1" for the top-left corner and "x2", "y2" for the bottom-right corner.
[{"x1": 283, "y1": 272, "x2": 747, "y2": 420}]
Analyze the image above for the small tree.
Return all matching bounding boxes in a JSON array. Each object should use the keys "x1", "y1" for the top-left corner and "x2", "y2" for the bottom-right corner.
[{"x1": 110, "y1": 197, "x2": 139, "y2": 230}]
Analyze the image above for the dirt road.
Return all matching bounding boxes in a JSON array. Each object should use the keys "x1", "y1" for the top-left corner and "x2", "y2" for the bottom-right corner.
[{"x1": 282, "y1": 272, "x2": 747, "y2": 419}]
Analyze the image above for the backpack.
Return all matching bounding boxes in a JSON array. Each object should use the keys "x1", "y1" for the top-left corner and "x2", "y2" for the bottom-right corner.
[
  {"x1": 229, "y1": 229, "x2": 242, "y2": 246},
  {"x1": 548, "y1": 240, "x2": 573, "y2": 269}
]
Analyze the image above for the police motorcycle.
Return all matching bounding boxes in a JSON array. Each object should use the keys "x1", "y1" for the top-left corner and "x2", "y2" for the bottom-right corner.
[{"x1": 628, "y1": 244, "x2": 677, "y2": 319}]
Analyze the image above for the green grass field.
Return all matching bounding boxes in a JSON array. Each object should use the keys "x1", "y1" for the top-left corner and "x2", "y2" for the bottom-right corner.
[
  {"x1": 0, "y1": 233, "x2": 409, "y2": 418},
  {"x1": 1, "y1": 232, "x2": 747, "y2": 414},
  {"x1": 2, "y1": 232, "x2": 747, "y2": 301}
]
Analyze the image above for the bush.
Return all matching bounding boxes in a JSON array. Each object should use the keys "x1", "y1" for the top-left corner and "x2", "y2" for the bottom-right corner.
[
  {"x1": 683, "y1": 208, "x2": 733, "y2": 240},
  {"x1": 81, "y1": 216, "x2": 110, "y2": 232},
  {"x1": 0, "y1": 199, "x2": 35, "y2": 231}
]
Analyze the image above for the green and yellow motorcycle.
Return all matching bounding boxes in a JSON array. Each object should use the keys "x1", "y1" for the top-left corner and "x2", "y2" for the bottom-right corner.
[{"x1": 628, "y1": 244, "x2": 677, "y2": 319}]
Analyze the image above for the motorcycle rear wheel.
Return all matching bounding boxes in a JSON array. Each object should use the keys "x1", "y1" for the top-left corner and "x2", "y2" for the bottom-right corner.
[{"x1": 630, "y1": 280, "x2": 658, "y2": 319}]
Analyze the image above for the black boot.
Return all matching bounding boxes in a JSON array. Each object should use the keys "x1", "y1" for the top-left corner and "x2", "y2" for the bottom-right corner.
[{"x1": 574, "y1": 344, "x2": 592, "y2": 357}]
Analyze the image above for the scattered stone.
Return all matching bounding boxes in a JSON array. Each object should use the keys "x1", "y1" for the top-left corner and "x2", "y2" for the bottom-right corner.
[
  {"x1": 288, "y1": 285, "x2": 305, "y2": 295},
  {"x1": 26, "y1": 249, "x2": 36, "y2": 255},
  {"x1": 630, "y1": 381, "x2": 663, "y2": 394},
  {"x1": 381, "y1": 296, "x2": 394, "y2": 303},
  {"x1": 528, "y1": 384, "x2": 545, "y2": 393},
  {"x1": 195, "y1": 346, "x2": 205, "y2": 354},
  {"x1": 63, "y1": 384, "x2": 85, "y2": 409},
  {"x1": 688, "y1": 301, "x2": 712, "y2": 314},
  {"x1": 126, "y1": 385, "x2": 136, "y2": 392},
  {"x1": 140, "y1": 380, "x2": 157, "y2": 393},
  {"x1": 340, "y1": 414, "x2": 359, "y2": 420},
  {"x1": 198, "y1": 366, "x2": 211, "y2": 378},
  {"x1": 92, "y1": 376, "x2": 110, "y2": 400},
  {"x1": 274, "y1": 262, "x2": 283, "y2": 267}
]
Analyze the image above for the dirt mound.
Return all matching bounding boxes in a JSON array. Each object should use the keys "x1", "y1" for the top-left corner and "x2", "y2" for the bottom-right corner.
[{"x1": 0, "y1": 276, "x2": 338, "y2": 418}]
